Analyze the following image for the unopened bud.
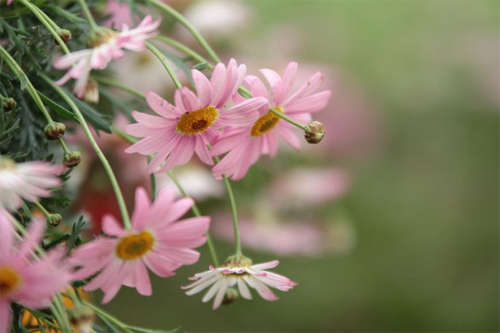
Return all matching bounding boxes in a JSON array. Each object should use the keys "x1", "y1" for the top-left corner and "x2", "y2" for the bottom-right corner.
[
  {"x1": 304, "y1": 121, "x2": 325, "y2": 144},
  {"x1": 44, "y1": 122, "x2": 66, "y2": 140},
  {"x1": 82, "y1": 79, "x2": 99, "y2": 104},
  {"x1": 70, "y1": 305, "x2": 95, "y2": 333},
  {"x1": 2, "y1": 98, "x2": 16, "y2": 112},
  {"x1": 222, "y1": 288, "x2": 238, "y2": 306},
  {"x1": 57, "y1": 29, "x2": 72, "y2": 44},
  {"x1": 63, "y1": 151, "x2": 81, "y2": 168},
  {"x1": 47, "y1": 213, "x2": 62, "y2": 227}
]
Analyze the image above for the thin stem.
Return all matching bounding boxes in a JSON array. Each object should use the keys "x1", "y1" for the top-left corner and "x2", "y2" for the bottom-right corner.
[
  {"x1": 58, "y1": 137, "x2": 71, "y2": 154},
  {"x1": 82, "y1": 301, "x2": 134, "y2": 333},
  {"x1": 53, "y1": 294, "x2": 72, "y2": 333},
  {"x1": 142, "y1": 0, "x2": 221, "y2": 63},
  {"x1": 146, "y1": 42, "x2": 183, "y2": 89},
  {"x1": 19, "y1": 0, "x2": 70, "y2": 55},
  {"x1": 147, "y1": 156, "x2": 157, "y2": 201},
  {"x1": 41, "y1": 74, "x2": 132, "y2": 230},
  {"x1": 93, "y1": 77, "x2": 146, "y2": 99},
  {"x1": 155, "y1": 35, "x2": 214, "y2": 70},
  {"x1": 33, "y1": 201, "x2": 50, "y2": 219},
  {"x1": 221, "y1": 173, "x2": 242, "y2": 256},
  {"x1": 167, "y1": 171, "x2": 220, "y2": 266},
  {"x1": 77, "y1": 0, "x2": 99, "y2": 30}
]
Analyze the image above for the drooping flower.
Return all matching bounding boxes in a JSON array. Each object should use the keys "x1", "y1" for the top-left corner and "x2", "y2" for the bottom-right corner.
[
  {"x1": 70, "y1": 187, "x2": 210, "y2": 303},
  {"x1": 182, "y1": 256, "x2": 297, "y2": 309},
  {"x1": 0, "y1": 157, "x2": 64, "y2": 213},
  {"x1": 53, "y1": 15, "x2": 161, "y2": 98},
  {"x1": 125, "y1": 59, "x2": 267, "y2": 173},
  {"x1": 211, "y1": 62, "x2": 331, "y2": 180},
  {"x1": 0, "y1": 212, "x2": 71, "y2": 333}
]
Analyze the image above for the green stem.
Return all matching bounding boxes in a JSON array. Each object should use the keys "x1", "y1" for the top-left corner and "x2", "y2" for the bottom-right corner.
[
  {"x1": 142, "y1": 0, "x2": 221, "y2": 63},
  {"x1": 41, "y1": 74, "x2": 132, "y2": 230},
  {"x1": 93, "y1": 77, "x2": 146, "y2": 99},
  {"x1": 77, "y1": 0, "x2": 99, "y2": 30},
  {"x1": 167, "y1": 171, "x2": 220, "y2": 266},
  {"x1": 155, "y1": 35, "x2": 214, "y2": 70},
  {"x1": 221, "y1": 173, "x2": 242, "y2": 256},
  {"x1": 82, "y1": 301, "x2": 133, "y2": 333},
  {"x1": 19, "y1": 0, "x2": 70, "y2": 55},
  {"x1": 33, "y1": 201, "x2": 50, "y2": 218},
  {"x1": 53, "y1": 294, "x2": 72, "y2": 333},
  {"x1": 145, "y1": 42, "x2": 183, "y2": 89},
  {"x1": 147, "y1": 156, "x2": 157, "y2": 201},
  {"x1": 58, "y1": 137, "x2": 71, "y2": 154}
]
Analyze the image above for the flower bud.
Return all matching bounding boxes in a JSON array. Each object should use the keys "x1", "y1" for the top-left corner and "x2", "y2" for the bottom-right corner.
[
  {"x1": 81, "y1": 79, "x2": 99, "y2": 104},
  {"x1": 44, "y1": 122, "x2": 66, "y2": 140},
  {"x1": 63, "y1": 151, "x2": 81, "y2": 168},
  {"x1": 57, "y1": 29, "x2": 72, "y2": 44},
  {"x1": 222, "y1": 288, "x2": 238, "y2": 306},
  {"x1": 304, "y1": 121, "x2": 325, "y2": 144},
  {"x1": 2, "y1": 97, "x2": 16, "y2": 112},
  {"x1": 70, "y1": 305, "x2": 95, "y2": 333},
  {"x1": 47, "y1": 213, "x2": 62, "y2": 227}
]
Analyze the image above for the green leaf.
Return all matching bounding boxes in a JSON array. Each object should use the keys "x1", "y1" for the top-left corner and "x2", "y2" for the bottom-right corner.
[
  {"x1": 192, "y1": 62, "x2": 209, "y2": 71},
  {"x1": 38, "y1": 92, "x2": 78, "y2": 121},
  {"x1": 63, "y1": 88, "x2": 112, "y2": 133},
  {"x1": 44, "y1": 5, "x2": 88, "y2": 24},
  {"x1": 66, "y1": 216, "x2": 85, "y2": 253}
]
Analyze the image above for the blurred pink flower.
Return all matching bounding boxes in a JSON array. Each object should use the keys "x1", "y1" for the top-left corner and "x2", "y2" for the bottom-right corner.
[
  {"x1": 182, "y1": 258, "x2": 296, "y2": 309},
  {"x1": 211, "y1": 62, "x2": 331, "y2": 180},
  {"x1": 103, "y1": 0, "x2": 135, "y2": 29},
  {"x1": 54, "y1": 15, "x2": 161, "y2": 98},
  {"x1": 125, "y1": 59, "x2": 267, "y2": 173},
  {"x1": 0, "y1": 214, "x2": 71, "y2": 333},
  {"x1": 0, "y1": 157, "x2": 63, "y2": 213},
  {"x1": 70, "y1": 187, "x2": 210, "y2": 303}
]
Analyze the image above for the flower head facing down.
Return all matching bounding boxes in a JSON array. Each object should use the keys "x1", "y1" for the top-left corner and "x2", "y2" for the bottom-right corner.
[
  {"x1": 182, "y1": 256, "x2": 297, "y2": 309},
  {"x1": 70, "y1": 187, "x2": 210, "y2": 303},
  {"x1": 211, "y1": 62, "x2": 331, "y2": 180},
  {"x1": 0, "y1": 213, "x2": 71, "y2": 333},
  {"x1": 0, "y1": 157, "x2": 63, "y2": 213},
  {"x1": 53, "y1": 15, "x2": 161, "y2": 98},
  {"x1": 125, "y1": 59, "x2": 267, "y2": 173}
]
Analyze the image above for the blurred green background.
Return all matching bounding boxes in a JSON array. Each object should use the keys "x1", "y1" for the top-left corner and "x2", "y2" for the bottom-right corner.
[{"x1": 104, "y1": 1, "x2": 499, "y2": 332}]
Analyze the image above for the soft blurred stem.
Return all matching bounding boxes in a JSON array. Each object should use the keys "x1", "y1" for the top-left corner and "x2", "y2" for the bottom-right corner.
[
  {"x1": 142, "y1": 0, "x2": 221, "y2": 63},
  {"x1": 167, "y1": 170, "x2": 220, "y2": 267},
  {"x1": 82, "y1": 301, "x2": 134, "y2": 333},
  {"x1": 147, "y1": 156, "x2": 157, "y2": 201},
  {"x1": 41, "y1": 74, "x2": 132, "y2": 230},
  {"x1": 33, "y1": 201, "x2": 50, "y2": 219},
  {"x1": 93, "y1": 77, "x2": 146, "y2": 99},
  {"x1": 19, "y1": 0, "x2": 70, "y2": 55},
  {"x1": 77, "y1": 0, "x2": 99, "y2": 30},
  {"x1": 238, "y1": 87, "x2": 308, "y2": 131},
  {"x1": 146, "y1": 42, "x2": 183, "y2": 89},
  {"x1": 155, "y1": 35, "x2": 214, "y2": 70},
  {"x1": 53, "y1": 294, "x2": 72, "y2": 333},
  {"x1": 0, "y1": 45, "x2": 72, "y2": 154}
]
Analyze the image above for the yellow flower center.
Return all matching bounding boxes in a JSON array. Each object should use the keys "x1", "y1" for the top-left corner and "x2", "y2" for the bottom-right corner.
[
  {"x1": 0, "y1": 267, "x2": 23, "y2": 297},
  {"x1": 176, "y1": 106, "x2": 218, "y2": 135},
  {"x1": 115, "y1": 231, "x2": 155, "y2": 261},
  {"x1": 250, "y1": 107, "x2": 283, "y2": 137},
  {"x1": 87, "y1": 29, "x2": 117, "y2": 48}
]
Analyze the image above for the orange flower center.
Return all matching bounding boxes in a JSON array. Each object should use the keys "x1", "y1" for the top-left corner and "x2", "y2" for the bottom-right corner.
[
  {"x1": 115, "y1": 231, "x2": 155, "y2": 261},
  {"x1": 176, "y1": 106, "x2": 218, "y2": 135},
  {"x1": 250, "y1": 107, "x2": 283, "y2": 137},
  {"x1": 0, "y1": 267, "x2": 23, "y2": 297}
]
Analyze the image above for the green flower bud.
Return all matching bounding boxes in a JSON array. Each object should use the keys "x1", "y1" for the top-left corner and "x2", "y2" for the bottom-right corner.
[
  {"x1": 58, "y1": 29, "x2": 72, "y2": 44},
  {"x1": 222, "y1": 288, "x2": 238, "y2": 306},
  {"x1": 304, "y1": 121, "x2": 325, "y2": 144},
  {"x1": 63, "y1": 151, "x2": 81, "y2": 168},
  {"x1": 44, "y1": 122, "x2": 66, "y2": 140},
  {"x1": 2, "y1": 97, "x2": 16, "y2": 112},
  {"x1": 47, "y1": 213, "x2": 62, "y2": 227}
]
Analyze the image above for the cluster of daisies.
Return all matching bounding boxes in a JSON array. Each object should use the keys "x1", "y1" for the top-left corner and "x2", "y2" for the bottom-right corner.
[{"x1": 0, "y1": 9, "x2": 331, "y2": 332}]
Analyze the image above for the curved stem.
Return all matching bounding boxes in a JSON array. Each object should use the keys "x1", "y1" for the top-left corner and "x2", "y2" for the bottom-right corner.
[
  {"x1": 82, "y1": 301, "x2": 133, "y2": 333},
  {"x1": 41, "y1": 74, "x2": 132, "y2": 230},
  {"x1": 33, "y1": 201, "x2": 50, "y2": 219},
  {"x1": 146, "y1": 42, "x2": 183, "y2": 89},
  {"x1": 142, "y1": 0, "x2": 221, "y2": 63},
  {"x1": 77, "y1": 0, "x2": 99, "y2": 30},
  {"x1": 155, "y1": 35, "x2": 214, "y2": 70},
  {"x1": 93, "y1": 77, "x2": 146, "y2": 99}
]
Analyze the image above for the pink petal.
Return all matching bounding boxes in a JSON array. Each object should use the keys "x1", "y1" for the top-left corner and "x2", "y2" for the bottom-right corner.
[
  {"x1": 274, "y1": 62, "x2": 297, "y2": 105},
  {"x1": 102, "y1": 215, "x2": 125, "y2": 236},
  {"x1": 143, "y1": 253, "x2": 176, "y2": 278},
  {"x1": 284, "y1": 91, "x2": 331, "y2": 114},
  {"x1": 192, "y1": 69, "x2": 212, "y2": 107},
  {"x1": 131, "y1": 187, "x2": 151, "y2": 230},
  {"x1": 134, "y1": 261, "x2": 152, "y2": 296},
  {"x1": 146, "y1": 91, "x2": 183, "y2": 118},
  {"x1": 251, "y1": 260, "x2": 279, "y2": 270}
]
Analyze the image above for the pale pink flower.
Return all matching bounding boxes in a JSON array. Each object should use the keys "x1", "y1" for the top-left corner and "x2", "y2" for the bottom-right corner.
[
  {"x1": 0, "y1": 157, "x2": 63, "y2": 213},
  {"x1": 0, "y1": 213, "x2": 71, "y2": 333},
  {"x1": 125, "y1": 59, "x2": 267, "y2": 173},
  {"x1": 182, "y1": 257, "x2": 297, "y2": 309},
  {"x1": 211, "y1": 62, "x2": 331, "y2": 180},
  {"x1": 53, "y1": 15, "x2": 161, "y2": 98},
  {"x1": 70, "y1": 187, "x2": 210, "y2": 303}
]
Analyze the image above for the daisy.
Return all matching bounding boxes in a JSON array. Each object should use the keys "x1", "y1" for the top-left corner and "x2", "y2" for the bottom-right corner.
[
  {"x1": 211, "y1": 62, "x2": 331, "y2": 180},
  {"x1": 125, "y1": 59, "x2": 267, "y2": 173},
  {"x1": 53, "y1": 15, "x2": 161, "y2": 98},
  {"x1": 0, "y1": 213, "x2": 71, "y2": 333},
  {"x1": 182, "y1": 256, "x2": 297, "y2": 309},
  {"x1": 0, "y1": 156, "x2": 64, "y2": 213},
  {"x1": 70, "y1": 186, "x2": 210, "y2": 303}
]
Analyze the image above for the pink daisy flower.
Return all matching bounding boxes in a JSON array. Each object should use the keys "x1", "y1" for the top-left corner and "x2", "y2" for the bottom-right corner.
[
  {"x1": 125, "y1": 59, "x2": 267, "y2": 174},
  {"x1": 70, "y1": 186, "x2": 210, "y2": 304},
  {"x1": 53, "y1": 15, "x2": 161, "y2": 98},
  {"x1": 211, "y1": 62, "x2": 331, "y2": 180},
  {"x1": 0, "y1": 157, "x2": 63, "y2": 213},
  {"x1": 182, "y1": 257, "x2": 297, "y2": 309},
  {"x1": 0, "y1": 213, "x2": 71, "y2": 333}
]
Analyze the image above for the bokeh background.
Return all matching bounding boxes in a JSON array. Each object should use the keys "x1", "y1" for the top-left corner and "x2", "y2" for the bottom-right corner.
[{"x1": 76, "y1": 0, "x2": 499, "y2": 332}]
